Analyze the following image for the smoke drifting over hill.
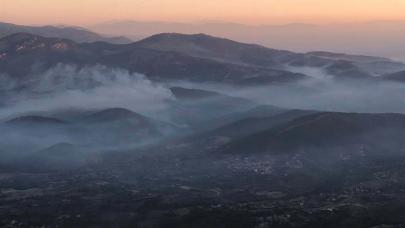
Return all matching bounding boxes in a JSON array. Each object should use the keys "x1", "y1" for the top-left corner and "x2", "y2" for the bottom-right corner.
[
  {"x1": 235, "y1": 77, "x2": 405, "y2": 114},
  {"x1": 170, "y1": 67, "x2": 405, "y2": 114},
  {"x1": 0, "y1": 64, "x2": 174, "y2": 119},
  {"x1": 2, "y1": 63, "x2": 405, "y2": 124}
]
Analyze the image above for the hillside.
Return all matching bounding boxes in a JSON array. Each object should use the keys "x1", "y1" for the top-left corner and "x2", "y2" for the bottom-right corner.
[{"x1": 0, "y1": 21, "x2": 131, "y2": 44}]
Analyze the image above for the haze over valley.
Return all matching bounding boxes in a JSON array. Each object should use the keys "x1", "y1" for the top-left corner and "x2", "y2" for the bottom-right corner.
[{"x1": 1, "y1": 1, "x2": 405, "y2": 227}]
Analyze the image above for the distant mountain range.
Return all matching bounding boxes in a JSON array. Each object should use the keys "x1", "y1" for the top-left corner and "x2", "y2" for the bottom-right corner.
[
  {"x1": 90, "y1": 20, "x2": 405, "y2": 61},
  {"x1": 1, "y1": 32, "x2": 405, "y2": 87},
  {"x1": 0, "y1": 22, "x2": 132, "y2": 44}
]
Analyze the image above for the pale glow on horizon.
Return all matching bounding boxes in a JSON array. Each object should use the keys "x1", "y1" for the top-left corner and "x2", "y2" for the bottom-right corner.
[{"x1": 1, "y1": 0, "x2": 405, "y2": 26}]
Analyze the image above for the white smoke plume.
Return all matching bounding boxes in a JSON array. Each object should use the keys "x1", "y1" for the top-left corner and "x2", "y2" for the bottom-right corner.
[{"x1": 0, "y1": 64, "x2": 174, "y2": 119}]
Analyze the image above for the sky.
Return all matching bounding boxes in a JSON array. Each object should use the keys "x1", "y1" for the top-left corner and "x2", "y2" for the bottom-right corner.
[{"x1": 1, "y1": 0, "x2": 405, "y2": 26}]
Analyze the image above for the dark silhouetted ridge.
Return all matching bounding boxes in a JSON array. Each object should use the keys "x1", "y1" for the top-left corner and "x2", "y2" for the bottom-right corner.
[
  {"x1": 82, "y1": 108, "x2": 148, "y2": 123},
  {"x1": 6, "y1": 115, "x2": 66, "y2": 125},
  {"x1": 170, "y1": 87, "x2": 221, "y2": 100}
]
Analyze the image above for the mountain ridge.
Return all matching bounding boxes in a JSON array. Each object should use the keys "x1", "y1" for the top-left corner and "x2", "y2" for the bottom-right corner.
[
  {"x1": 1, "y1": 32, "x2": 404, "y2": 85},
  {"x1": 0, "y1": 21, "x2": 132, "y2": 44}
]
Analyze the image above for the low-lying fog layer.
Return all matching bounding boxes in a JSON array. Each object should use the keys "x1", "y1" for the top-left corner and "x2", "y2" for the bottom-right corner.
[
  {"x1": 1, "y1": 64, "x2": 405, "y2": 157},
  {"x1": 173, "y1": 67, "x2": 405, "y2": 114},
  {"x1": 2, "y1": 64, "x2": 405, "y2": 120}
]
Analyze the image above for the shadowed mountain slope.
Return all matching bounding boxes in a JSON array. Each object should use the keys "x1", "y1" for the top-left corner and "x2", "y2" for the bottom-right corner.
[
  {"x1": 382, "y1": 70, "x2": 405, "y2": 82},
  {"x1": 2, "y1": 32, "x2": 403, "y2": 87},
  {"x1": 0, "y1": 33, "x2": 309, "y2": 85},
  {"x1": 221, "y1": 112, "x2": 405, "y2": 154}
]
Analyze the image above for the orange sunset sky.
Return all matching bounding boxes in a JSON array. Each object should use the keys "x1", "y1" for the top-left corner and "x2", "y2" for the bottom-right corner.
[{"x1": 1, "y1": 0, "x2": 405, "y2": 26}]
